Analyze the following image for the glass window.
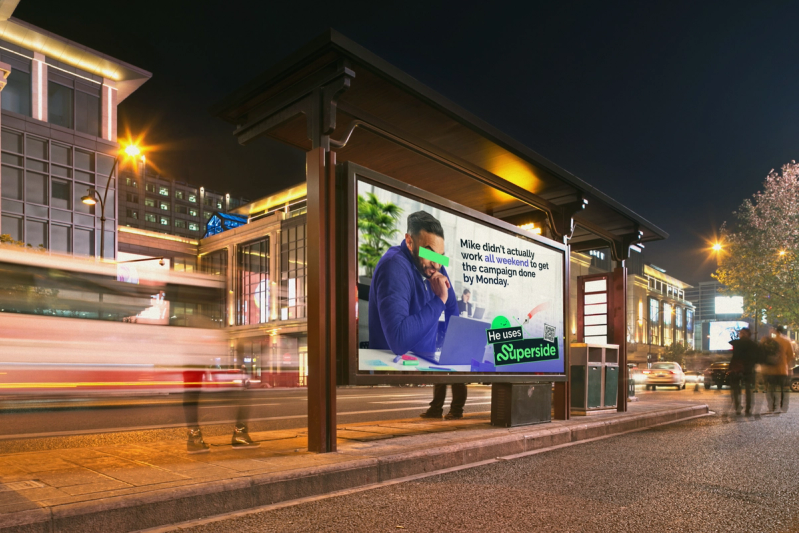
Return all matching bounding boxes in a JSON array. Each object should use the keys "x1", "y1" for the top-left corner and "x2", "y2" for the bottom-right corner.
[
  {"x1": 201, "y1": 249, "x2": 227, "y2": 276},
  {"x1": 175, "y1": 205, "x2": 188, "y2": 214},
  {"x1": 52, "y1": 144, "x2": 71, "y2": 166},
  {"x1": 189, "y1": 222, "x2": 199, "y2": 231},
  {"x1": 159, "y1": 216, "x2": 169, "y2": 226},
  {"x1": 52, "y1": 165, "x2": 71, "y2": 178},
  {"x1": 175, "y1": 219, "x2": 186, "y2": 229},
  {"x1": 2, "y1": 129, "x2": 22, "y2": 153},
  {"x1": 145, "y1": 183, "x2": 156, "y2": 193},
  {"x1": 238, "y1": 237, "x2": 270, "y2": 325},
  {"x1": 1, "y1": 165, "x2": 22, "y2": 199},
  {"x1": 51, "y1": 179, "x2": 70, "y2": 209},
  {"x1": 175, "y1": 190, "x2": 184, "y2": 200},
  {"x1": 280, "y1": 221, "x2": 306, "y2": 320},
  {"x1": 145, "y1": 213, "x2": 156, "y2": 223},
  {"x1": 160, "y1": 201, "x2": 169, "y2": 210},
  {"x1": 2, "y1": 68, "x2": 31, "y2": 116},
  {"x1": 144, "y1": 198, "x2": 155, "y2": 207},
  {"x1": 51, "y1": 225, "x2": 70, "y2": 254},
  {"x1": 74, "y1": 227, "x2": 93, "y2": 257},
  {"x1": 48, "y1": 82, "x2": 73, "y2": 129},
  {"x1": 75, "y1": 150, "x2": 94, "y2": 172},
  {"x1": 26, "y1": 137, "x2": 47, "y2": 160},
  {"x1": 126, "y1": 177, "x2": 137, "y2": 188},
  {"x1": 173, "y1": 257, "x2": 195, "y2": 273},
  {"x1": 75, "y1": 91, "x2": 100, "y2": 136},
  {"x1": 204, "y1": 196, "x2": 213, "y2": 207},
  {"x1": 1, "y1": 214, "x2": 22, "y2": 241},
  {"x1": 97, "y1": 154, "x2": 114, "y2": 176},
  {"x1": 188, "y1": 193, "x2": 197, "y2": 203},
  {"x1": 663, "y1": 302, "x2": 673, "y2": 346},
  {"x1": 25, "y1": 219, "x2": 46, "y2": 248},
  {"x1": 648, "y1": 298, "x2": 660, "y2": 346},
  {"x1": 126, "y1": 208, "x2": 138, "y2": 219},
  {"x1": 204, "y1": 211, "x2": 212, "y2": 219},
  {"x1": 74, "y1": 185, "x2": 94, "y2": 214},
  {"x1": 216, "y1": 200, "x2": 223, "y2": 209},
  {"x1": 26, "y1": 172, "x2": 47, "y2": 205},
  {"x1": 126, "y1": 193, "x2": 138, "y2": 203},
  {"x1": 189, "y1": 208, "x2": 198, "y2": 217},
  {"x1": 158, "y1": 186, "x2": 169, "y2": 196}
]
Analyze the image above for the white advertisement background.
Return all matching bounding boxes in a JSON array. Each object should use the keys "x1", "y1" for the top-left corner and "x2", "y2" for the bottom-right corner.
[
  {"x1": 358, "y1": 181, "x2": 565, "y2": 373},
  {"x1": 708, "y1": 320, "x2": 749, "y2": 351}
]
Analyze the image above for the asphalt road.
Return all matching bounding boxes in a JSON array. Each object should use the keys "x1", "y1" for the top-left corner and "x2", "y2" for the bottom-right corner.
[
  {"x1": 168, "y1": 387, "x2": 799, "y2": 533},
  {"x1": 0, "y1": 386, "x2": 493, "y2": 452}
]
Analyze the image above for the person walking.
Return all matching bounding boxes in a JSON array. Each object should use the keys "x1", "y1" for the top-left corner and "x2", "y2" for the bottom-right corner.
[
  {"x1": 761, "y1": 326, "x2": 792, "y2": 413},
  {"x1": 421, "y1": 383, "x2": 467, "y2": 420},
  {"x1": 728, "y1": 328, "x2": 760, "y2": 416}
]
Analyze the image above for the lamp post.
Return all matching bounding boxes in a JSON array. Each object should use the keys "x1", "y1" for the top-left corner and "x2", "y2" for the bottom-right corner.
[{"x1": 82, "y1": 144, "x2": 140, "y2": 260}]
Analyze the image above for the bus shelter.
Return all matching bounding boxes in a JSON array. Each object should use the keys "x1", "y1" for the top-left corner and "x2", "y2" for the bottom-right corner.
[{"x1": 213, "y1": 30, "x2": 667, "y2": 452}]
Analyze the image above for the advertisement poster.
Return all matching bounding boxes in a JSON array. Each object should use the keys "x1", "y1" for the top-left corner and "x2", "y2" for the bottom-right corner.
[
  {"x1": 357, "y1": 180, "x2": 564, "y2": 374},
  {"x1": 708, "y1": 320, "x2": 749, "y2": 351}
]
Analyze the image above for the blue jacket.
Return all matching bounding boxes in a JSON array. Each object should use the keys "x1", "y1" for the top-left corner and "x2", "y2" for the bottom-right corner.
[{"x1": 368, "y1": 240, "x2": 458, "y2": 355}]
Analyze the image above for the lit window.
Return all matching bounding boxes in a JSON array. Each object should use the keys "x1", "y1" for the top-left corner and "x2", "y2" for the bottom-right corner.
[
  {"x1": 145, "y1": 198, "x2": 155, "y2": 207},
  {"x1": 175, "y1": 219, "x2": 186, "y2": 229},
  {"x1": 160, "y1": 216, "x2": 169, "y2": 226},
  {"x1": 188, "y1": 193, "x2": 197, "y2": 203},
  {"x1": 159, "y1": 186, "x2": 169, "y2": 196},
  {"x1": 126, "y1": 178, "x2": 137, "y2": 188},
  {"x1": 189, "y1": 222, "x2": 199, "y2": 231},
  {"x1": 160, "y1": 201, "x2": 169, "y2": 210},
  {"x1": 126, "y1": 209, "x2": 138, "y2": 219},
  {"x1": 216, "y1": 200, "x2": 223, "y2": 209},
  {"x1": 145, "y1": 213, "x2": 156, "y2": 223},
  {"x1": 145, "y1": 183, "x2": 156, "y2": 193},
  {"x1": 175, "y1": 190, "x2": 184, "y2": 200},
  {"x1": 189, "y1": 208, "x2": 198, "y2": 217}
]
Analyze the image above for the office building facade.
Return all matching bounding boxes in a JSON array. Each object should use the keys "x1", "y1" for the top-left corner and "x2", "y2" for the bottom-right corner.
[{"x1": 0, "y1": 13, "x2": 150, "y2": 258}]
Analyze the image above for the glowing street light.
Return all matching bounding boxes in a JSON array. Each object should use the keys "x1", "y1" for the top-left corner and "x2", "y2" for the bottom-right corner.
[
  {"x1": 82, "y1": 143, "x2": 142, "y2": 260},
  {"x1": 779, "y1": 250, "x2": 786, "y2": 256},
  {"x1": 712, "y1": 242, "x2": 723, "y2": 252}
]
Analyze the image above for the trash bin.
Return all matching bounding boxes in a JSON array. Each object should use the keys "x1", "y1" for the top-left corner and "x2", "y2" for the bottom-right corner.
[{"x1": 570, "y1": 343, "x2": 619, "y2": 414}]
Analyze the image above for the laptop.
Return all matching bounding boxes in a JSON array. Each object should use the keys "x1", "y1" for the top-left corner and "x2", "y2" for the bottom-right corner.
[
  {"x1": 413, "y1": 316, "x2": 490, "y2": 366},
  {"x1": 473, "y1": 307, "x2": 486, "y2": 319}
]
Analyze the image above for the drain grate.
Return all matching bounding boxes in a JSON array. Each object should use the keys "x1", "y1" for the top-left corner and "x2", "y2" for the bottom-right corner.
[{"x1": 0, "y1": 480, "x2": 44, "y2": 492}]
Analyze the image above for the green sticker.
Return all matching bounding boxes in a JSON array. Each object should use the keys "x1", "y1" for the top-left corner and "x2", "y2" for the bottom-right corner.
[
  {"x1": 418, "y1": 247, "x2": 450, "y2": 267},
  {"x1": 491, "y1": 315, "x2": 511, "y2": 329}
]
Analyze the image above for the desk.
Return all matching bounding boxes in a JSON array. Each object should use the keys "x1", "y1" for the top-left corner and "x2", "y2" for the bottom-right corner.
[{"x1": 359, "y1": 349, "x2": 471, "y2": 372}]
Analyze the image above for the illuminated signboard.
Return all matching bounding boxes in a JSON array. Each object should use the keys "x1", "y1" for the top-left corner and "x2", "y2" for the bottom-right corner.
[
  {"x1": 708, "y1": 320, "x2": 749, "y2": 351},
  {"x1": 715, "y1": 296, "x2": 744, "y2": 315}
]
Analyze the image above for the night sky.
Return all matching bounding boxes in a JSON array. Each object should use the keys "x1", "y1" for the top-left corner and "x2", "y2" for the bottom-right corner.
[{"x1": 17, "y1": 1, "x2": 799, "y2": 284}]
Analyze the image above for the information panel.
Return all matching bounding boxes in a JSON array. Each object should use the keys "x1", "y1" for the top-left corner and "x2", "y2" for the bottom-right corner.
[{"x1": 357, "y1": 180, "x2": 565, "y2": 375}]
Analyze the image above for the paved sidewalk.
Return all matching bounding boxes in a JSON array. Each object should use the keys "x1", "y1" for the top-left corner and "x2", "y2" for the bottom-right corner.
[{"x1": 0, "y1": 399, "x2": 708, "y2": 533}]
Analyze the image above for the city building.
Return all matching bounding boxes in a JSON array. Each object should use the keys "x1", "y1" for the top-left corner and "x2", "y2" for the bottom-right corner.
[
  {"x1": 0, "y1": 12, "x2": 151, "y2": 259},
  {"x1": 117, "y1": 164, "x2": 249, "y2": 241}
]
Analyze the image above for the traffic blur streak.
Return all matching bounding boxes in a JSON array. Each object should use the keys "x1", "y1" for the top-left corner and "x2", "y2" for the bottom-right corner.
[{"x1": 0, "y1": 246, "x2": 241, "y2": 396}]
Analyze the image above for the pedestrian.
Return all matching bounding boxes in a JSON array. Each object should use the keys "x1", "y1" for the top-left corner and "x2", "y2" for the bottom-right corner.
[
  {"x1": 761, "y1": 325, "x2": 792, "y2": 413},
  {"x1": 728, "y1": 328, "x2": 759, "y2": 416},
  {"x1": 421, "y1": 383, "x2": 467, "y2": 420}
]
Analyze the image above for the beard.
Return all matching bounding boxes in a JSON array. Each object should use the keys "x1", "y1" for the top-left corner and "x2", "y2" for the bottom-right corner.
[{"x1": 411, "y1": 243, "x2": 436, "y2": 279}]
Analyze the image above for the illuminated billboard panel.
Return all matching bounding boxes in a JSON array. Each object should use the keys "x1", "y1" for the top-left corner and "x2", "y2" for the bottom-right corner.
[
  {"x1": 715, "y1": 296, "x2": 744, "y2": 315},
  {"x1": 708, "y1": 320, "x2": 749, "y2": 351},
  {"x1": 357, "y1": 180, "x2": 565, "y2": 375}
]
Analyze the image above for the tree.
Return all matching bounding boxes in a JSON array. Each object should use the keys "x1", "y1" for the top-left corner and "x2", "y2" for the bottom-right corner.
[
  {"x1": 357, "y1": 193, "x2": 403, "y2": 278},
  {"x1": 661, "y1": 342, "x2": 687, "y2": 367},
  {"x1": 714, "y1": 161, "x2": 799, "y2": 327}
]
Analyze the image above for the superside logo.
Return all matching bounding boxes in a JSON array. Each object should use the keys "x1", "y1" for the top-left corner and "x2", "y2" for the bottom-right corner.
[{"x1": 493, "y1": 338, "x2": 559, "y2": 366}]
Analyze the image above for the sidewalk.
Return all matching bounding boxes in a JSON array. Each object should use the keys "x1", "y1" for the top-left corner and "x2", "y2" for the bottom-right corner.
[{"x1": 0, "y1": 399, "x2": 708, "y2": 533}]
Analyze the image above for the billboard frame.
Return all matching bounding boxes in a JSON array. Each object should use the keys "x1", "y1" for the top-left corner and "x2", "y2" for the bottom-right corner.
[{"x1": 338, "y1": 161, "x2": 569, "y2": 385}]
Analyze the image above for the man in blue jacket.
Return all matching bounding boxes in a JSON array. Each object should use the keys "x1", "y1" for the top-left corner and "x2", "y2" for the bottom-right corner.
[{"x1": 369, "y1": 211, "x2": 466, "y2": 419}]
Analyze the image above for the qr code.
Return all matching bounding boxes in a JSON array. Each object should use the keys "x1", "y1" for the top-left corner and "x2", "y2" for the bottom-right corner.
[{"x1": 544, "y1": 324, "x2": 556, "y2": 343}]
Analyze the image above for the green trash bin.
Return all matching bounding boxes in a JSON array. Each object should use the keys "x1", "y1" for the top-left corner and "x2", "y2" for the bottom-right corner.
[{"x1": 570, "y1": 343, "x2": 620, "y2": 414}]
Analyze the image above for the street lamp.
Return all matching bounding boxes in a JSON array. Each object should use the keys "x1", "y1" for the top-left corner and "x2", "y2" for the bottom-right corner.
[{"x1": 82, "y1": 144, "x2": 141, "y2": 260}]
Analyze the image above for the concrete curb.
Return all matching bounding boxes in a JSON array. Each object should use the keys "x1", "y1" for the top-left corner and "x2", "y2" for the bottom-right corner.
[{"x1": 0, "y1": 404, "x2": 709, "y2": 533}]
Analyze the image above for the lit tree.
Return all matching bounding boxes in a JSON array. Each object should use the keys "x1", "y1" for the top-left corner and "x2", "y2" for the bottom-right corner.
[
  {"x1": 357, "y1": 193, "x2": 402, "y2": 278},
  {"x1": 714, "y1": 161, "x2": 799, "y2": 327}
]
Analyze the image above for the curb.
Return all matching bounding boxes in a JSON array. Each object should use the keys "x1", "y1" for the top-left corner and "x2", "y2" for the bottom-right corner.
[{"x1": 0, "y1": 404, "x2": 709, "y2": 533}]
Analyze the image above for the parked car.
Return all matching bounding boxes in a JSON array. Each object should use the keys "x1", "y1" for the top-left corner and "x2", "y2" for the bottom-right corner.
[
  {"x1": 703, "y1": 362, "x2": 730, "y2": 390},
  {"x1": 644, "y1": 362, "x2": 686, "y2": 390},
  {"x1": 791, "y1": 366, "x2": 799, "y2": 393}
]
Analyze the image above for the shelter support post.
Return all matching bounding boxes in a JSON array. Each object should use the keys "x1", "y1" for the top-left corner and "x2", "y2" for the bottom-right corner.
[
  {"x1": 612, "y1": 265, "x2": 628, "y2": 412},
  {"x1": 306, "y1": 147, "x2": 338, "y2": 452}
]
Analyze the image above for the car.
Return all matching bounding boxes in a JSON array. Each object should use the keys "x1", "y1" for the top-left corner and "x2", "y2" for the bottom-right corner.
[
  {"x1": 703, "y1": 362, "x2": 730, "y2": 390},
  {"x1": 644, "y1": 362, "x2": 686, "y2": 390},
  {"x1": 791, "y1": 366, "x2": 799, "y2": 393},
  {"x1": 684, "y1": 371, "x2": 703, "y2": 384},
  {"x1": 628, "y1": 364, "x2": 646, "y2": 385}
]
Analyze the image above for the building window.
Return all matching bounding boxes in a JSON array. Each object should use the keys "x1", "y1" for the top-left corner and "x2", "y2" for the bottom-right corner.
[
  {"x1": 675, "y1": 307, "x2": 684, "y2": 345},
  {"x1": 216, "y1": 200, "x2": 223, "y2": 209},
  {"x1": 175, "y1": 190, "x2": 184, "y2": 200},
  {"x1": 175, "y1": 219, "x2": 186, "y2": 229},
  {"x1": 189, "y1": 208, "x2": 198, "y2": 217},
  {"x1": 204, "y1": 196, "x2": 213, "y2": 207},
  {"x1": 145, "y1": 183, "x2": 156, "y2": 193},
  {"x1": 280, "y1": 221, "x2": 306, "y2": 320},
  {"x1": 159, "y1": 186, "x2": 169, "y2": 196},
  {"x1": 144, "y1": 198, "x2": 155, "y2": 207},
  {"x1": 160, "y1": 201, "x2": 169, "y2": 210},
  {"x1": 188, "y1": 193, "x2": 197, "y2": 203},
  {"x1": 663, "y1": 302, "x2": 673, "y2": 347},
  {"x1": 686, "y1": 309, "x2": 694, "y2": 349},
  {"x1": 648, "y1": 298, "x2": 660, "y2": 347},
  {"x1": 126, "y1": 177, "x2": 137, "y2": 188},
  {"x1": 173, "y1": 257, "x2": 195, "y2": 273},
  {"x1": 238, "y1": 237, "x2": 270, "y2": 325},
  {"x1": 2, "y1": 68, "x2": 31, "y2": 116},
  {"x1": 159, "y1": 216, "x2": 169, "y2": 226},
  {"x1": 127, "y1": 209, "x2": 138, "y2": 219},
  {"x1": 48, "y1": 82, "x2": 73, "y2": 129},
  {"x1": 204, "y1": 211, "x2": 212, "y2": 220},
  {"x1": 201, "y1": 249, "x2": 227, "y2": 276},
  {"x1": 175, "y1": 205, "x2": 188, "y2": 214},
  {"x1": 126, "y1": 193, "x2": 138, "y2": 203},
  {"x1": 51, "y1": 179, "x2": 71, "y2": 210},
  {"x1": 189, "y1": 222, "x2": 199, "y2": 231},
  {"x1": 145, "y1": 213, "x2": 156, "y2": 223},
  {"x1": 75, "y1": 90, "x2": 100, "y2": 136}
]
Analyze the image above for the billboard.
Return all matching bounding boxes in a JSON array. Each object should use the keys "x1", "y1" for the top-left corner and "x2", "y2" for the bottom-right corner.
[
  {"x1": 708, "y1": 320, "x2": 749, "y2": 351},
  {"x1": 715, "y1": 296, "x2": 744, "y2": 315},
  {"x1": 357, "y1": 179, "x2": 565, "y2": 375}
]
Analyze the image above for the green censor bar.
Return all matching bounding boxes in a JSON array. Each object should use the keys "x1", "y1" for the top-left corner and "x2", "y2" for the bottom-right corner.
[{"x1": 418, "y1": 247, "x2": 450, "y2": 267}]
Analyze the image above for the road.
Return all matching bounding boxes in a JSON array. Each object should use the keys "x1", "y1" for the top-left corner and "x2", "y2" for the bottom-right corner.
[
  {"x1": 0, "y1": 386, "x2": 493, "y2": 452},
  {"x1": 166, "y1": 387, "x2": 799, "y2": 533}
]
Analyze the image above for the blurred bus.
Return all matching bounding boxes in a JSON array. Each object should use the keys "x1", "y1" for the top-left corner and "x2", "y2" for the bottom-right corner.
[{"x1": 0, "y1": 246, "x2": 238, "y2": 395}]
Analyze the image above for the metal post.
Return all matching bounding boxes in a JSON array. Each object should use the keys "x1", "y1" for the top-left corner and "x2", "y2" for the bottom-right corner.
[
  {"x1": 306, "y1": 147, "x2": 337, "y2": 453},
  {"x1": 612, "y1": 265, "x2": 628, "y2": 412}
]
